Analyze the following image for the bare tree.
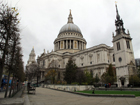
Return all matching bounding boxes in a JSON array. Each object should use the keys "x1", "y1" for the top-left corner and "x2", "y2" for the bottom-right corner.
[
  {"x1": 0, "y1": 2, "x2": 20, "y2": 88},
  {"x1": 26, "y1": 63, "x2": 40, "y2": 86},
  {"x1": 45, "y1": 69, "x2": 57, "y2": 84},
  {"x1": 8, "y1": 46, "x2": 25, "y2": 97}
]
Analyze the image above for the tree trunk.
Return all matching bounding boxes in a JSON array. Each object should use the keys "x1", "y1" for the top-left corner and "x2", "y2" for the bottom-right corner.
[
  {"x1": 12, "y1": 77, "x2": 16, "y2": 96},
  {"x1": 0, "y1": 27, "x2": 10, "y2": 86},
  {"x1": 0, "y1": 63, "x2": 4, "y2": 87},
  {"x1": 37, "y1": 76, "x2": 38, "y2": 87},
  {"x1": 4, "y1": 71, "x2": 11, "y2": 98},
  {"x1": 9, "y1": 74, "x2": 14, "y2": 97}
]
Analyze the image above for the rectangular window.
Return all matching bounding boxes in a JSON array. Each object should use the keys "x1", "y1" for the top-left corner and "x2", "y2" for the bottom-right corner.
[
  {"x1": 43, "y1": 60, "x2": 45, "y2": 66},
  {"x1": 126, "y1": 40, "x2": 130, "y2": 49},
  {"x1": 116, "y1": 42, "x2": 121, "y2": 50},
  {"x1": 97, "y1": 54, "x2": 100, "y2": 62}
]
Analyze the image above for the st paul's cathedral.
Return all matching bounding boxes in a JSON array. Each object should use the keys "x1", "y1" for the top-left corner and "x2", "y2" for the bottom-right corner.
[{"x1": 26, "y1": 5, "x2": 136, "y2": 87}]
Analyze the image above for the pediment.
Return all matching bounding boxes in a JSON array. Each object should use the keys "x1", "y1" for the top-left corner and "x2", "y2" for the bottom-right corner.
[{"x1": 129, "y1": 61, "x2": 135, "y2": 66}]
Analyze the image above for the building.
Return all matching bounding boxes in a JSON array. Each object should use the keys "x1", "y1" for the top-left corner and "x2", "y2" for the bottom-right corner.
[{"x1": 26, "y1": 5, "x2": 136, "y2": 87}]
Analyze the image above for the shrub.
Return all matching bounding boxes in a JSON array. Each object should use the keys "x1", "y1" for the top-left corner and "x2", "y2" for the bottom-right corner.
[{"x1": 71, "y1": 82, "x2": 79, "y2": 85}]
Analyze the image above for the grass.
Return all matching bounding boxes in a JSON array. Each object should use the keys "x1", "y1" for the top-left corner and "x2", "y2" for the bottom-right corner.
[{"x1": 77, "y1": 90, "x2": 140, "y2": 97}]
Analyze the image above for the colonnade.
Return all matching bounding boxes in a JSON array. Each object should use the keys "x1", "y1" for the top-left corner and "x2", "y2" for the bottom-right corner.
[{"x1": 55, "y1": 40, "x2": 85, "y2": 51}]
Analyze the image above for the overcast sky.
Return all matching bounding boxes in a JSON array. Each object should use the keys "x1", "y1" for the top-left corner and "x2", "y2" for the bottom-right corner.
[{"x1": 7, "y1": 0, "x2": 140, "y2": 67}]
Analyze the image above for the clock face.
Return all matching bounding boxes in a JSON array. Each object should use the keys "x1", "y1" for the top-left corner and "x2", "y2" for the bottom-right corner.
[{"x1": 118, "y1": 57, "x2": 122, "y2": 62}]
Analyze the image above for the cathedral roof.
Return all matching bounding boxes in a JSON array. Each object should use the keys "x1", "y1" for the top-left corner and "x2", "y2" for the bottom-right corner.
[
  {"x1": 59, "y1": 23, "x2": 82, "y2": 34},
  {"x1": 59, "y1": 10, "x2": 82, "y2": 34}
]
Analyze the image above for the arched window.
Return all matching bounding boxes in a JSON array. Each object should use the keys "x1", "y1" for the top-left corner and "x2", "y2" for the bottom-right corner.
[
  {"x1": 116, "y1": 42, "x2": 121, "y2": 50},
  {"x1": 113, "y1": 54, "x2": 115, "y2": 62},
  {"x1": 68, "y1": 40, "x2": 70, "y2": 49}
]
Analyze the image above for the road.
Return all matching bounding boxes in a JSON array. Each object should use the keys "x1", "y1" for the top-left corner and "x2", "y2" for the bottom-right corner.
[{"x1": 26, "y1": 87, "x2": 140, "y2": 105}]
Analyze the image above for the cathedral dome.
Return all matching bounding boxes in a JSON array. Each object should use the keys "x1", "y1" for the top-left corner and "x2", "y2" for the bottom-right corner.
[
  {"x1": 59, "y1": 23, "x2": 82, "y2": 34},
  {"x1": 54, "y1": 10, "x2": 87, "y2": 53},
  {"x1": 59, "y1": 10, "x2": 82, "y2": 34}
]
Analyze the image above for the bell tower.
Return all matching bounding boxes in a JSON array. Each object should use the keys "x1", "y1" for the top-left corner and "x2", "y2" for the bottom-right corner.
[
  {"x1": 27, "y1": 47, "x2": 36, "y2": 64},
  {"x1": 112, "y1": 4, "x2": 136, "y2": 87}
]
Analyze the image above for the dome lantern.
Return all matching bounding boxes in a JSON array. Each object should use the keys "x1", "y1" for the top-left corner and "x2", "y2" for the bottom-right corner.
[{"x1": 67, "y1": 9, "x2": 73, "y2": 24}]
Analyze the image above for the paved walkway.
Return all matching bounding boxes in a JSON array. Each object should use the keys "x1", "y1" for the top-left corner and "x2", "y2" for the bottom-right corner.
[
  {"x1": 0, "y1": 91, "x2": 9, "y2": 99},
  {"x1": 26, "y1": 87, "x2": 140, "y2": 105}
]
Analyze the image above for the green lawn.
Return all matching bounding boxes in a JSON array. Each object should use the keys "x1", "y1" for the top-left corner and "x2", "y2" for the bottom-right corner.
[{"x1": 77, "y1": 90, "x2": 140, "y2": 97}]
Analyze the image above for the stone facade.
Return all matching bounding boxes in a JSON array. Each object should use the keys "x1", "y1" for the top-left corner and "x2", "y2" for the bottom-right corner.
[{"x1": 27, "y1": 5, "x2": 136, "y2": 87}]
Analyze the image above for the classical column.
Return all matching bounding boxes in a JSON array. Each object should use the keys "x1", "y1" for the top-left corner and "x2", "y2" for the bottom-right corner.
[
  {"x1": 83, "y1": 42, "x2": 84, "y2": 50},
  {"x1": 57, "y1": 42, "x2": 59, "y2": 50},
  {"x1": 56, "y1": 43, "x2": 57, "y2": 50},
  {"x1": 70, "y1": 40, "x2": 71, "y2": 49},
  {"x1": 66, "y1": 40, "x2": 68, "y2": 49},
  {"x1": 59, "y1": 41, "x2": 60, "y2": 49},
  {"x1": 73, "y1": 40, "x2": 75, "y2": 49},
  {"x1": 54, "y1": 43, "x2": 56, "y2": 51},
  {"x1": 58, "y1": 42, "x2": 59, "y2": 50},
  {"x1": 56, "y1": 42, "x2": 58, "y2": 50},
  {"x1": 55, "y1": 43, "x2": 56, "y2": 50},
  {"x1": 77, "y1": 41, "x2": 79, "y2": 49},
  {"x1": 82, "y1": 42, "x2": 83, "y2": 50},
  {"x1": 81, "y1": 42, "x2": 82, "y2": 50},
  {"x1": 63, "y1": 40, "x2": 64, "y2": 49},
  {"x1": 79, "y1": 41, "x2": 81, "y2": 50}
]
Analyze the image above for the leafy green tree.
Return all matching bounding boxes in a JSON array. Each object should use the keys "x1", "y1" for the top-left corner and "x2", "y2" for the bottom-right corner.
[
  {"x1": 94, "y1": 74, "x2": 100, "y2": 83},
  {"x1": 64, "y1": 58, "x2": 77, "y2": 84},
  {"x1": 76, "y1": 70, "x2": 86, "y2": 85},
  {"x1": 129, "y1": 75, "x2": 140, "y2": 86},
  {"x1": 137, "y1": 66, "x2": 140, "y2": 78},
  {"x1": 108, "y1": 64, "x2": 114, "y2": 76},
  {"x1": 85, "y1": 70, "x2": 93, "y2": 85},
  {"x1": 101, "y1": 64, "x2": 116, "y2": 84}
]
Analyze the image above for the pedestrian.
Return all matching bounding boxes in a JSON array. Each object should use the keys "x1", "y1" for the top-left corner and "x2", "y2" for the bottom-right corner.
[
  {"x1": 109, "y1": 83, "x2": 111, "y2": 87},
  {"x1": 105, "y1": 84, "x2": 107, "y2": 88}
]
